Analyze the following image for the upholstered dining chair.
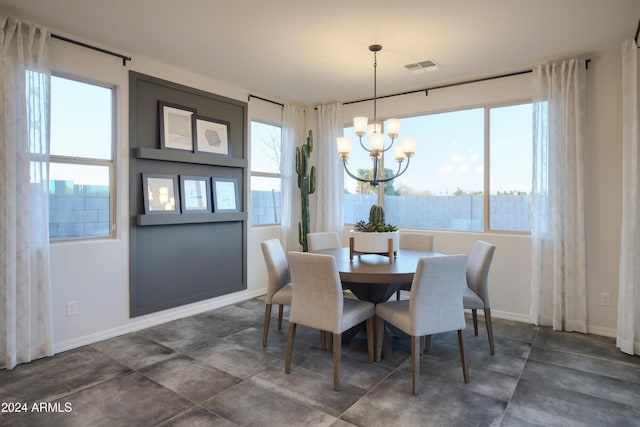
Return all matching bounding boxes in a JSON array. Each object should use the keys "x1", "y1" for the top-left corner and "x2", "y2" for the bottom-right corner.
[
  {"x1": 260, "y1": 239, "x2": 292, "y2": 347},
  {"x1": 464, "y1": 240, "x2": 497, "y2": 354},
  {"x1": 285, "y1": 251, "x2": 375, "y2": 391},
  {"x1": 307, "y1": 231, "x2": 341, "y2": 251},
  {"x1": 395, "y1": 232, "x2": 435, "y2": 300},
  {"x1": 375, "y1": 254, "x2": 469, "y2": 395}
]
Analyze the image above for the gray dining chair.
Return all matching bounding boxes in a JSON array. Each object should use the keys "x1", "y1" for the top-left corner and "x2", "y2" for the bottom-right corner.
[
  {"x1": 464, "y1": 240, "x2": 497, "y2": 354},
  {"x1": 396, "y1": 232, "x2": 435, "y2": 300},
  {"x1": 307, "y1": 231, "x2": 341, "y2": 251},
  {"x1": 260, "y1": 239, "x2": 292, "y2": 347},
  {"x1": 375, "y1": 254, "x2": 469, "y2": 395},
  {"x1": 285, "y1": 251, "x2": 375, "y2": 391}
]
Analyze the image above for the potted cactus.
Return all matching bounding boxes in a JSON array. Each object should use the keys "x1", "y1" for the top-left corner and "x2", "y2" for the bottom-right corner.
[{"x1": 349, "y1": 205, "x2": 399, "y2": 261}]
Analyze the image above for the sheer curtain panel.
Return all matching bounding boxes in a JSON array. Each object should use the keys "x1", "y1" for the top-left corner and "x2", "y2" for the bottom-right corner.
[
  {"x1": 0, "y1": 16, "x2": 53, "y2": 369},
  {"x1": 281, "y1": 104, "x2": 305, "y2": 252},
  {"x1": 618, "y1": 39, "x2": 640, "y2": 355},
  {"x1": 315, "y1": 103, "x2": 344, "y2": 234},
  {"x1": 530, "y1": 58, "x2": 588, "y2": 333}
]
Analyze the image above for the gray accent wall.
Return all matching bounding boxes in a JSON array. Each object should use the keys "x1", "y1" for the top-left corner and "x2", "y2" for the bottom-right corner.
[{"x1": 129, "y1": 71, "x2": 247, "y2": 317}]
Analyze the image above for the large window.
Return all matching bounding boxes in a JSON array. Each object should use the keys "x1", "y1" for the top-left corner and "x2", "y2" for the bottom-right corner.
[
  {"x1": 49, "y1": 75, "x2": 115, "y2": 240},
  {"x1": 344, "y1": 102, "x2": 532, "y2": 233},
  {"x1": 251, "y1": 121, "x2": 282, "y2": 225}
]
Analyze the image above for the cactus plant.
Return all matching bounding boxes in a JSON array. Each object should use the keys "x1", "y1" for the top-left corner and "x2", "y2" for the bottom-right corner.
[
  {"x1": 353, "y1": 204, "x2": 398, "y2": 233},
  {"x1": 297, "y1": 130, "x2": 316, "y2": 252}
]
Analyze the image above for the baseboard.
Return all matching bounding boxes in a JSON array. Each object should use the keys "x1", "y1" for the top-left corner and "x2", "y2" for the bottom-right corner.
[{"x1": 54, "y1": 288, "x2": 266, "y2": 353}]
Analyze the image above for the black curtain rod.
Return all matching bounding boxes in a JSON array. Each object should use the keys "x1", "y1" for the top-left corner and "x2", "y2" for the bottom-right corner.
[
  {"x1": 344, "y1": 60, "x2": 591, "y2": 106},
  {"x1": 248, "y1": 94, "x2": 284, "y2": 108},
  {"x1": 51, "y1": 34, "x2": 131, "y2": 66}
]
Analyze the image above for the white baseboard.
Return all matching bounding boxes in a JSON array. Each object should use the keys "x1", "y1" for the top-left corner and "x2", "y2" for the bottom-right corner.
[{"x1": 54, "y1": 288, "x2": 266, "y2": 353}]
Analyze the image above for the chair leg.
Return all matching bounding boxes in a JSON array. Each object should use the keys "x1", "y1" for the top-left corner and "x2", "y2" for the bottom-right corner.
[
  {"x1": 457, "y1": 329, "x2": 469, "y2": 383},
  {"x1": 411, "y1": 335, "x2": 420, "y2": 395},
  {"x1": 284, "y1": 323, "x2": 297, "y2": 374},
  {"x1": 396, "y1": 290, "x2": 401, "y2": 301},
  {"x1": 333, "y1": 333, "x2": 342, "y2": 391},
  {"x1": 472, "y1": 309, "x2": 479, "y2": 336},
  {"x1": 262, "y1": 304, "x2": 272, "y2": 347},
  {"x1": 320, "y1": 331, "x2": 326, "y2": 351},
  {"x1": 375, "y1": 316, "x2": 384, "y2": 362},
  {"x1": 484, "y1": 308, "x2": 495, "y2": 355},
  {"x1": 366, "y1": 317, "x2": 374, "y2": 363},
  {"x1": 423, "y1": 335, "x2": 431, "y2": 353},
  {"x1": 277, "y1": 305, "x2": 284, "y2": 330}
]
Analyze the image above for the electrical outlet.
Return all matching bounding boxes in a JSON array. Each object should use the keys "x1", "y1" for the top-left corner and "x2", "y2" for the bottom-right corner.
[
  {"x1": 66, "y1": 301, "x2": 78, "y2": 316},
  {"x1": 600, "y1": 292, "x2": 611, "y2": 307}
]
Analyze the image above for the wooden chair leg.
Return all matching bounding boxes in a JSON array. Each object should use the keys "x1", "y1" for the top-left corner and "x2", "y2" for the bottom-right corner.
[
  {"x1": 285, "y1": 323, "x2": 297, "y2": 373},
  {"x1": 472, "y1": 309, "x2": 479, "y2": 336},
  {"x1": 277, "y1": 304, "x2": 284, "y2": 330},
  {"x1": 396, "y1": 290, "x2": 401, "y2": 301},
  {"x1": 484, "y1": 308, "x2": 495, "y2": 355},
  {"x1": 411, "y1": 335, "x2": 420, "y2": 395},
  {"x1": 262, "y1": 304, "x2": 272, "y2": 347},
  {"x1": 457, "y1": 330, "x2": 469, "y2": 383},
  {"x1": 375, "y1": 316, "x2": 385, "y2": 362},
  {"x1": 333, "y1": 333, "x2": 342, "y2": 391},
  {"x1": 366, "y1": 317, "x2": 374, "y2": 363}
]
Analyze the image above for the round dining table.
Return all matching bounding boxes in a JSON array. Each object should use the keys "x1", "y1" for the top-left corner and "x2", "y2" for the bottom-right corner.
[{"x1": 313, "y1": 247, "x2": 444, "y2": 303}]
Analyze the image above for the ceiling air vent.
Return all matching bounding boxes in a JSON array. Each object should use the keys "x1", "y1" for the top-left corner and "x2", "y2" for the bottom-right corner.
[{"x1": 404, "y1": 59, "x2": 439, "y2": 74}]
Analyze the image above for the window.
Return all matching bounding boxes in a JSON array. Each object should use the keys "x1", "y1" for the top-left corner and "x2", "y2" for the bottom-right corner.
[
  {"x1": 343, "y1": 102, "x2": 532, "y2": 233},
  {"x1": 251, "y1": 121, "x2": 282, "y2": 225},
  {"x1": 49, "y1": 75, "x2": 115, "y2": 240}
]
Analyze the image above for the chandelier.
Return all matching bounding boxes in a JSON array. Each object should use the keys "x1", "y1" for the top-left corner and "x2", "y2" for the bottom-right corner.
[{"x1": 337, "y1": 44, "x2": 416, "y2": 186}]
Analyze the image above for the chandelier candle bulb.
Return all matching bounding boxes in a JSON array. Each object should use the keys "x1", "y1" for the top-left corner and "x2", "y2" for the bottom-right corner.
[
  {"x1": 387, "y1": 118, "x2": 401, "y2": 138},
  {"x1": 337, "y1": 136, "x2": 351, "y2": 158},
  {"x1": 402, "y1": 137, "x2": 416, "y2": 156},
  {"x1": 354, "y1": 117, "x2": 368, "y2": 136},
  {"x1": 394, "y1": 144, "x2": 406, "y2": 161},
  {"x1": 370, "y1": 133, "x2": 385, "y2": 152}
]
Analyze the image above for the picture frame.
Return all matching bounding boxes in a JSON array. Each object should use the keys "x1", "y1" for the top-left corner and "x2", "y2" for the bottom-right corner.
[
  {"x1": 180, "y1": 175, "x2": 212, "y2": 213},
  {"x1": 159, "y1": 101, "x2": 197, "y2": 151},
  {"x1": 212, "y1": 177, "x2": 240, "y2": 212},
  {"x1": 194, "y1": 115, "x2": 231, "y2": 157},
  {"x1": 142, "y1": 173, "x2": 180, "y2": 214}
]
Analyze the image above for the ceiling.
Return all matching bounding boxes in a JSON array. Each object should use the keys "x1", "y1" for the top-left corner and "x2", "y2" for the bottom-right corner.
[{"x1": 1, "y1": 0, "x2": 639, "y2": 104}]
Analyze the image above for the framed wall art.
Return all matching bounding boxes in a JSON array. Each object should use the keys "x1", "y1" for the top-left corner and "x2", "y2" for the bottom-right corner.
[
  {"x1": 194, "y1": 116, "x2": 231, "y2": 156},
  {"x1": 212, "y1": 177, "x2": 239, "y2": 212},
  {"x1": 143, "y1": 173, "x2": 180, "y2": 214},
  {"x1": 159, "y1": 101, "x2": 197, "y2": 151},
  {"x1": 180, "y1": 175, "x2": 211, "y2": 213}
]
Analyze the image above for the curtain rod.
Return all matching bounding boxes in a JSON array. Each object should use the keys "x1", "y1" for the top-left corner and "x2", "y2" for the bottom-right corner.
[
  {"x1": 51, "y1": 34, "x2": 131, "y2": 66},
  {"x1": 344, "y1": 60, "x2": 591, "y2": 106},
  {"x1": 248, "y1": 94, "x2": 284, "y2": 108}
]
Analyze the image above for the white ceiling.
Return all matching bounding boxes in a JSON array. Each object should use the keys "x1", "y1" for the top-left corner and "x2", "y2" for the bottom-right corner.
[{"x1": 1, "y1": 0, "x2": 639, "y2": 104}]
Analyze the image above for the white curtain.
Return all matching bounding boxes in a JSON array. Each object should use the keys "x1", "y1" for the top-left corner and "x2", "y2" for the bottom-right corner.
[
  {"x1": 618, "y1": 38, "x2": 640, "y2": 355},
  {"x1": 530, "y1": 58, "x2": 588, "y2": 333},
  {"x1": 0, "y1": 16, "x2": 53, "y2": 369},
  {"x1": 281, "y1": 104, "x2": 305, "y2": 252},
  {"x1": 315, "y1": 102, "x2": 344, "y2": 234}
]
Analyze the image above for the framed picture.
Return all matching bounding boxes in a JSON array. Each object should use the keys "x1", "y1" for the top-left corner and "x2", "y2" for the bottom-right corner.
[
  {"x1": 142, "y1": 173, "x2": 180, "y2": 214},
  {"x1": 194, "y1": 116, "x2": 231, "y2": 157},
  {"x1": 180, "y1": 175, "x2": 211, "y2": 213},
  {"x1": 159, "y1": 101, "x2": 197, "y2": 151},
  {"x1": 212, "y1": 177, "x2": 240, "y2": 212}
]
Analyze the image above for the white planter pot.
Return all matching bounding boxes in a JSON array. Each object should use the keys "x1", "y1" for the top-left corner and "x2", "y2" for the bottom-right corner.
[{"x1": 350, "y1": 230, "x2": 399, "y2": 254}]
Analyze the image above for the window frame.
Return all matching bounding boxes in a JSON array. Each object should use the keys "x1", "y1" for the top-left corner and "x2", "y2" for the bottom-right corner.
[
  {"x1": 250, "y1": 119, "x2": 282, "y2": 227},
  {"x1": 344, "y1": 99, "x2": 532, "y2": 235},
  {"x1": 49, "y1": 72, "x2": 117, "y2": 242}
]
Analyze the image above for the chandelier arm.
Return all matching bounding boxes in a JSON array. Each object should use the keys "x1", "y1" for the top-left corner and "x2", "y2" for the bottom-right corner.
[
  {"x1": 373, "y1": 157, "x2": 412, "y2": 184},
  {"x1": 381, "y1": 136, "x2": 396, "y2": 153},
  {"x1": 342, "y1": 158, "x2": 380, "y2": 185},
  {"x1": 358, "y1": 135, "x2": 373, "y2": 153}
]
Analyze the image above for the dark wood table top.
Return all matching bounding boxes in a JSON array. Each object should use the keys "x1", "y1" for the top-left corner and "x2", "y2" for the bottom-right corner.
[{"x1": 314, "y1": 247, "x2": 443, "y2": 284}]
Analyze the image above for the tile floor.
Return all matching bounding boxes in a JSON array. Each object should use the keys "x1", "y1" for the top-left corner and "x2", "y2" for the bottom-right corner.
[{"x1": 1, "y1": 297, "x2": 639, "y2": 426}]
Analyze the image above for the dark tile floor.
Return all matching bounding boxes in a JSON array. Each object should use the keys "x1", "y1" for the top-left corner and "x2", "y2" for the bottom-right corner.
[{"x1": 1, "y1": 297, "x2": 639, "y2": 426}]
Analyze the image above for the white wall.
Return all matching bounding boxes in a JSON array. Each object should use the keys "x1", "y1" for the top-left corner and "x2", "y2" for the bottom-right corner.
[{"x1": 48, "y1": 34, "x2": 624, "y2": 352}]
